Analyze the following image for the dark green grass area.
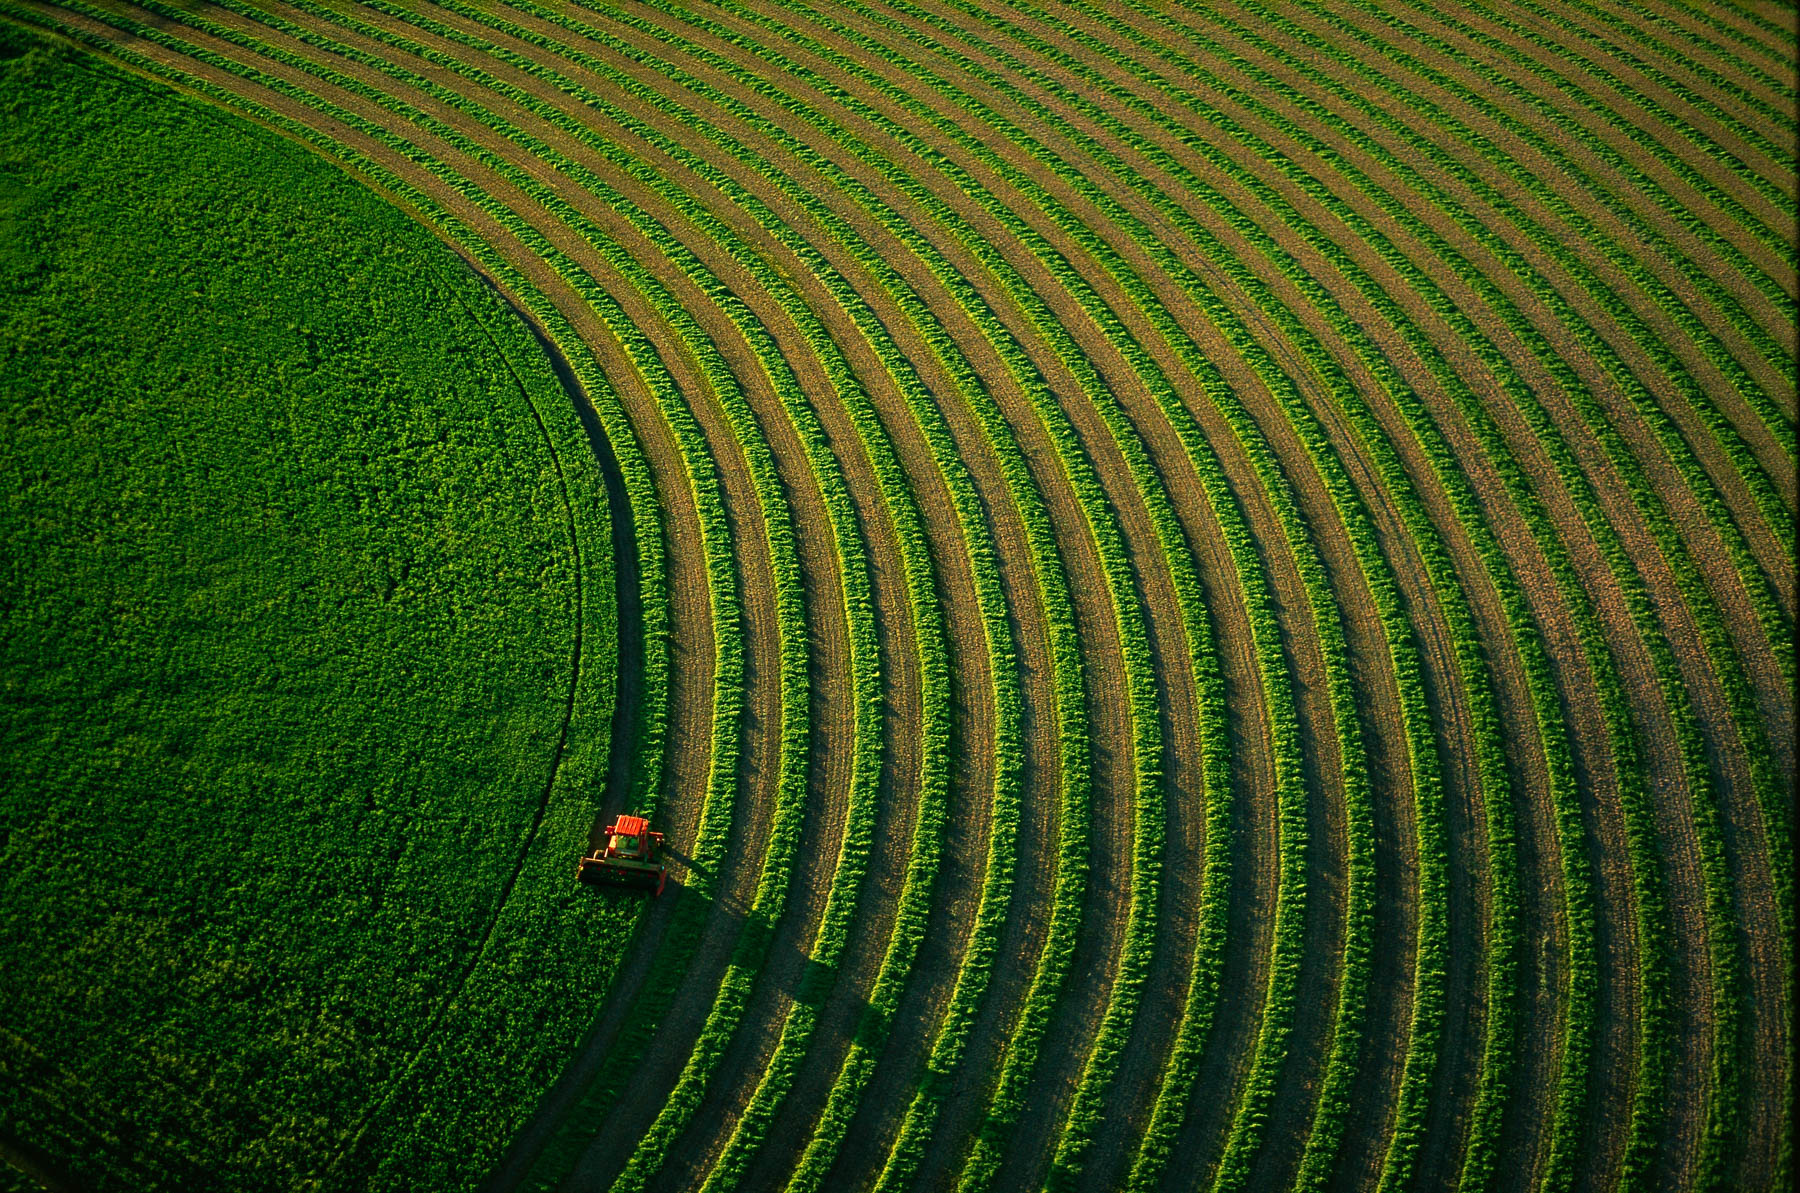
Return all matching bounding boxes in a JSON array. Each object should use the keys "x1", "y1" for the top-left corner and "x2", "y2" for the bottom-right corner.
[{"x1": 0, "y1": 26, "x2": 624, "y2": 1193}]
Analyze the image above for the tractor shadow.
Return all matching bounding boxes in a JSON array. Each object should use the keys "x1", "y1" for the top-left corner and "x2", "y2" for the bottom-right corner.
[{"x1": 586, "y1": 842, "x2": 867, "y2": 1019}]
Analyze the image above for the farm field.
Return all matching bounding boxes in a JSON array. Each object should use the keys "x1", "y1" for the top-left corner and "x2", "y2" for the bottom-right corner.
[{"x1": 0, "y1": 1, "x2": 1792, "y2": 1191}]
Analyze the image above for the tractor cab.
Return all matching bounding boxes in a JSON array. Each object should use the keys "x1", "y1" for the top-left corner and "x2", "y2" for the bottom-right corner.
[{"x1": 577, "y1": 814, "x2": 667, "y2": 895}]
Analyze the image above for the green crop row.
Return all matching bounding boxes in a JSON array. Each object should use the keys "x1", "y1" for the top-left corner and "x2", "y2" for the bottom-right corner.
[
  {"x1": 1246, "y1": 0, "x2": 1796, "y2": 993},
  {"x1": 1276, "y1": 0, "x2": 1800, "y2": 646},
  {"x1": 716, "y1": 0, "x2": 1432, "y2": 1187},
  {"x1": 730, "y1": 5, "x2": 1368, "y2": 1186},
  {"x1": 1375, "y1": 0, "x2": 1800, "y2": 242},
  {"x1": 1296, "y1": 0, "x2": 1799, "y2": 275},
  {"x1": 986, "y1": 0, "x2": 1713, "y2": 1180},
  {"x1": 1073, "y1": 2, "x2": 1755, "y2": 1183},
  {"x1": 874, "y1": 2, "x2": 1713, "y2": 1187},
  {"x1": 1160, "y1": 0, "x2": 1800, "y2": 750},
  {"x1": 1503, "y1": 0, "x2": 1797, "y2": 150},
  {"x1": 698, "y1": 11, "x2": 1313, "y2": 1188},
  {"x1": 1065, "y1": 0, "x2": 1699, "y2": 1173},
  {"x1": 0, "y1": 9, "x2": 752, "y2": 1191}
]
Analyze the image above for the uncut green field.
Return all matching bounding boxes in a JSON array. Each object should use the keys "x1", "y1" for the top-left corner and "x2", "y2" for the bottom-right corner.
[
  {"x1": 0, "y1": 27, "x2": 623, "y2": 1190},
  {"x1": 0, "y1": 2, "x2": 1791, "y2": 1193}
]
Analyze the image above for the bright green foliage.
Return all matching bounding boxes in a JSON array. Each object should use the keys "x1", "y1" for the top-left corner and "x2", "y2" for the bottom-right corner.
[{"x1": 0, "y1": 31, "x2": 620, "y2": 1193}]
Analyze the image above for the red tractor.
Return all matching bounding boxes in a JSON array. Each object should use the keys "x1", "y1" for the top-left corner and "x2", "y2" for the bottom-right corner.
[{"x1": 577, "y1": 814, "x2": 667, "y2": 895}]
